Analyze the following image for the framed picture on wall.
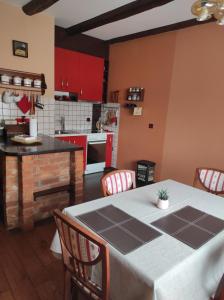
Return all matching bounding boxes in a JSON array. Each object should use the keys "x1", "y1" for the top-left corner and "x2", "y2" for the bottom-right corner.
[{"x1": 12, "y1": 40, "x2": 28, "y2": 58}]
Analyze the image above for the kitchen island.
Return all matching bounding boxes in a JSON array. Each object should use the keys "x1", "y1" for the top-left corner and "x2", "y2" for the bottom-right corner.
[{"x1": 0, "y1": 135, "x2": 84, "y2": 231}]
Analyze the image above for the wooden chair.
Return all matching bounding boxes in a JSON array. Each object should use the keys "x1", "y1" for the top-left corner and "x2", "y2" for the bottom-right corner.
[
  {"x1": 101, "y1": 169, "x2": 136, "y2": 197},
  {"x1": 212, "y1": 274, "x2": 224, "y2": 300},
  {"x1": 193, "y1": 168, "x2": 224, "y2": 195},
  {"x1": 53, "y1": 209, "x2": 110, "y2": 300}
]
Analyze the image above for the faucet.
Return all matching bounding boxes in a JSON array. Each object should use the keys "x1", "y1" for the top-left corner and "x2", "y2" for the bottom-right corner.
[{"x1": 61, "y1": 116, "x2": 65, "y2": 131}]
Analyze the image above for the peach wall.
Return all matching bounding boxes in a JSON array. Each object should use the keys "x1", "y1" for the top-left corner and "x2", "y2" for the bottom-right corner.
[
  {"x1": 161, "y1": 23, "x2": 224, "y2": 185},
  {"x1": 108, "y1": 33, "x2": 176, "y2": 179},
  {"x1": 0, "y1": 2, "x2": 54, "y2": 97},
  {"x1": 109, "y1": 22, "x2": 224, "y2": 184}
]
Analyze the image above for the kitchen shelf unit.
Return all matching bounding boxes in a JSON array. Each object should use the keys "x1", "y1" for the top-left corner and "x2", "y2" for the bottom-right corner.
[
  {"x1": 125, "y1": 87, "x2": 144, "y2": 115},
  {"x1": 0, "y1": 68, "x2": 47, "y2": 95},
  {"x1": 0, "y1": 83, "x2": 42, "y2": 94},
  {"x1": 126, "y1": 87, "x2": 144, "y2": 102}
]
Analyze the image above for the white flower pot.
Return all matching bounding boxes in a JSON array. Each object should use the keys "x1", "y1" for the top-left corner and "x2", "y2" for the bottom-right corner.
[{"x1": 157, "y1": 198, "x2": 169, "y2": 209}]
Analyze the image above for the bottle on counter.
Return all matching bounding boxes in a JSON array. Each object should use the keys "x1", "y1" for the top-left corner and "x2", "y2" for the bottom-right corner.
[{"x1": 29, "y1": 117, "x2": 38, "y2": 137}]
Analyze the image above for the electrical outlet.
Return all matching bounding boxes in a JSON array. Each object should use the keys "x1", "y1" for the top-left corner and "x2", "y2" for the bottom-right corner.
[{"x1": 148, "y1": 123, "x2": 154, "y2": 128}]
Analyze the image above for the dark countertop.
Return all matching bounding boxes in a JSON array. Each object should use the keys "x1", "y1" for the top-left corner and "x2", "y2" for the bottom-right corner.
[{"x1": 0, "y1": 135, "x2": 83, "y2": 156}]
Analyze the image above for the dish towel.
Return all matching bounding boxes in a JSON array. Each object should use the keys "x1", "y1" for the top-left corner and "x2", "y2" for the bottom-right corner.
[{"x1": 17, "y1": 95, "x2": 31, "y2": 114}]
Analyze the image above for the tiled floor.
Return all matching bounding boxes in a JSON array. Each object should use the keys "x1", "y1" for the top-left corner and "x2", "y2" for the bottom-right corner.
[{"x1": 0, "y1": 172, "x2": 104, "y2": 300}]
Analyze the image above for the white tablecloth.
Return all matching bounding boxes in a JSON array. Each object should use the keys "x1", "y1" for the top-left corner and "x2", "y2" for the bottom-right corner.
[{"x1": 51, "y1": 179, "x2": 224, "y2": 300}]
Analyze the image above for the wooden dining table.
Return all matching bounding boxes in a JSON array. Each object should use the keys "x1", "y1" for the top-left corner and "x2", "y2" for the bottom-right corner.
[{"x1": 51, "y1": 179, "x2": 224, "y2": 300}]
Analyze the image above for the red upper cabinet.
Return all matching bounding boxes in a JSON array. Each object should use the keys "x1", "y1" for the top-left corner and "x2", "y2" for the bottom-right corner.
[
  {"x1": 79, "y1": 53, "x2": 104, "y2": 102},
  {"x1": 65, "y1": 50, "x2": 80, "y2": 93},
  {"x1": 55, "y1": 47, "x2": 104, "y2": 102},
  {"x1": 55, "y1": 48, "x2": 66, "y2": 91},
  {"x1": 55, "y1": 48, "x2": 80, "y2": 93}
]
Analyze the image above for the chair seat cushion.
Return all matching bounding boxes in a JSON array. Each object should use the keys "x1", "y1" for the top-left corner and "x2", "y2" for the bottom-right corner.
[
  {"x1": 199, "y1": 169, "x2": 224, "y2": 193},
  {"x1": 105, "y1": 171, "x2": 133, "y2": 194}
]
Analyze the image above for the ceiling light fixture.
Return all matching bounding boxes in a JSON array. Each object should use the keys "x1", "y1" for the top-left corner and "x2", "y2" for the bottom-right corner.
[{"x1": 191, "y1": 0, "x2": 224, "y2": 25}]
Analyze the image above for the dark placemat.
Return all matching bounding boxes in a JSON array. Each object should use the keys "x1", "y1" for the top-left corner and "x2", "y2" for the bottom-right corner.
[
  {"x1": 151, "y1": 206, "x2": 224, "y2": 249},
  {"x1": 77, "y1": 205, "x2": 162, "y2": 254}
]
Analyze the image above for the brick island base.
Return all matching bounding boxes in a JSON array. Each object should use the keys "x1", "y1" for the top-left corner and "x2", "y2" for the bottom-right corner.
[{"x1": 2, "y1": 150, "x2": 83, "y2": 230}]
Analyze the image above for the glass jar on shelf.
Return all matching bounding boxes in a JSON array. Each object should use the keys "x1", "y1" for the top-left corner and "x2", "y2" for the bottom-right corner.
[{"x1": 132, "y1": 93, "x2": 137, "y2": 101}]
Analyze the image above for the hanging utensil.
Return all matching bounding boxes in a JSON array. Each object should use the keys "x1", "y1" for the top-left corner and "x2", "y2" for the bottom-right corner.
[
  {"x1": 2, "y1": 90, "x2": 13, "y2": 103},
  {"x1": 35, "y1": 94, "x2": 44, "y2": 109},
  {"x1": 29, "y1": 93, "x2": 35, "y2": 115}
]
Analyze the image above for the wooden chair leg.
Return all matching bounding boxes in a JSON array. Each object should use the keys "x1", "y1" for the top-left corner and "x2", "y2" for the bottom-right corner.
[
  {"x1": 64, "y1": 269, "x2": 72, "y2": 300},
  {"x1": 71, "y1": 282, "x2": 79, "y2": 300}
]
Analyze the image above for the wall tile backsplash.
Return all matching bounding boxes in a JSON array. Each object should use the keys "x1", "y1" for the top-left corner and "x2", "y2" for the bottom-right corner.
[
  {"x1": 0, "y1": 97, "x2": 93, "y2": 135},
  {"x1": 54, "y1": 101, "x2": 93, "y2": 131},
  {"x1": 0, "y1": 96, "x2": 120, "y2": 168},
  {"x1": 36, "y1": 98, "x2": 55, "y2": 135}
]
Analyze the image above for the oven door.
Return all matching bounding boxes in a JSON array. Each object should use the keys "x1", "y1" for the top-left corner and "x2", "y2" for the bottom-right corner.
[{"x1": 85, "y1": 141, "x2": 106, "y2": 174}]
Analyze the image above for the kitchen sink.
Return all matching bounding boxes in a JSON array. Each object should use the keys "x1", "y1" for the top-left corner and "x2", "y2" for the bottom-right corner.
[{"x1": 55, "y1": 130, "x2": 79, "y2": 134}]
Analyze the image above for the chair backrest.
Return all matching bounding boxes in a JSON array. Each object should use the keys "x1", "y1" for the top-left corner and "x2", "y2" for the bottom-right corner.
[
  {"x1": 214, "y1": 274, "x2": 224, "y2": 300},
  {"x1": 53, "y1": 209, "x2": 110, "y2": 300},
  {"x1": 193, "y1": 168, "x2": 224, "y2": 195},
  {"x1": 101, "y1": 169, "x2": 136, "y2": 197}
]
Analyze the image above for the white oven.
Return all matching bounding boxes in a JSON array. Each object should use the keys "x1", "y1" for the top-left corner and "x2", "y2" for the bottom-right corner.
[{"x1": 85, "y1": 133, "x2": 107, "y2": 174}]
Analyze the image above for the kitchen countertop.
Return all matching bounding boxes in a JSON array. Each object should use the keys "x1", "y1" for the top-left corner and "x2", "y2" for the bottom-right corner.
[
  {"x1": 0, "y1": 135, "x2": 83, "y2": 156},
  {"x1": 54, "y1": 130, "x2": 114, "y2": 137}
]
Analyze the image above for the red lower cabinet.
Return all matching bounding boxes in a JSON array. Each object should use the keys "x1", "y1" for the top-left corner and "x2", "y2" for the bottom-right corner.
[
  {"x1": 56, "y1": 136, "x2": 87, "y2": 170},
  {"x1": 69, "y1": 136, "x2": 87, "y2": 170},
  {"x1": 105, "y1": 134, "x2": 113, "y2": 168},
  {"x1": 57, "y1": 134, "x2": 113, "y2": 170}
]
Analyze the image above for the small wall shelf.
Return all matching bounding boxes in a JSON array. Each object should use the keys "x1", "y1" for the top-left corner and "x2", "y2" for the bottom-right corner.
[
  {"x1": 125, "y1": 103, "x2": 137, "y2": 109},
  {"x1": 110, "y1": 90, "x2": 120, "y2": 103},
  {"x1": 0, "y1": 83, "x2": 42, "y2": 94},
  {"x1": 0, "y1": 68, "x2": 47, "y2": 95},
  {"x1": 125, "y1": 86, "x2": 144, "y2": 116},
  {"x1": 127, "y1": 87, "x2": 144, "y2": 102}
]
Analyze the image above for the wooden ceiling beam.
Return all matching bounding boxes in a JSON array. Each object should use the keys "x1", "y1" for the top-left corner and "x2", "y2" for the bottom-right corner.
[
  {"x1": 22, "y1": 0, "x2": 60, "y2": 16},
  {"x1": 66, "y1": 0, "x2": 175, "y2": 35}
]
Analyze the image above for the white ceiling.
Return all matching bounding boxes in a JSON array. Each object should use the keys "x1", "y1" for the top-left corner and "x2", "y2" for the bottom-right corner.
[{"x1": 2, "y1": 0, "x2": 195, "y2": 40}]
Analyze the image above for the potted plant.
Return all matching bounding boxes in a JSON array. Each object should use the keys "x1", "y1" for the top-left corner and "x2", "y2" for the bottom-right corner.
[{"x1": 157, "y1": 189, "x2": 169, "y2": 209}]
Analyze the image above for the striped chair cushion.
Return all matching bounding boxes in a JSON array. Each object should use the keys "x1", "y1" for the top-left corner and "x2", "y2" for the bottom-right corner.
[
  {"x1": 56, "y1": 218, "x2": 100, "y2": 263},
  {"x1": 70, "y1": 231, "x2": 100, "y2": 263},
  {"x1": 54, "y1": 211, "x2": 108, "y2": 300},
  {"x1": 198, "y1": 169, "x2": 224, "y2": 193},
  {"x1": 57, "y1": 219, "x2": 101, "y2": 284},
  {"x1": 105, "y1": 171, "x2": 134, "y2": 195}
]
